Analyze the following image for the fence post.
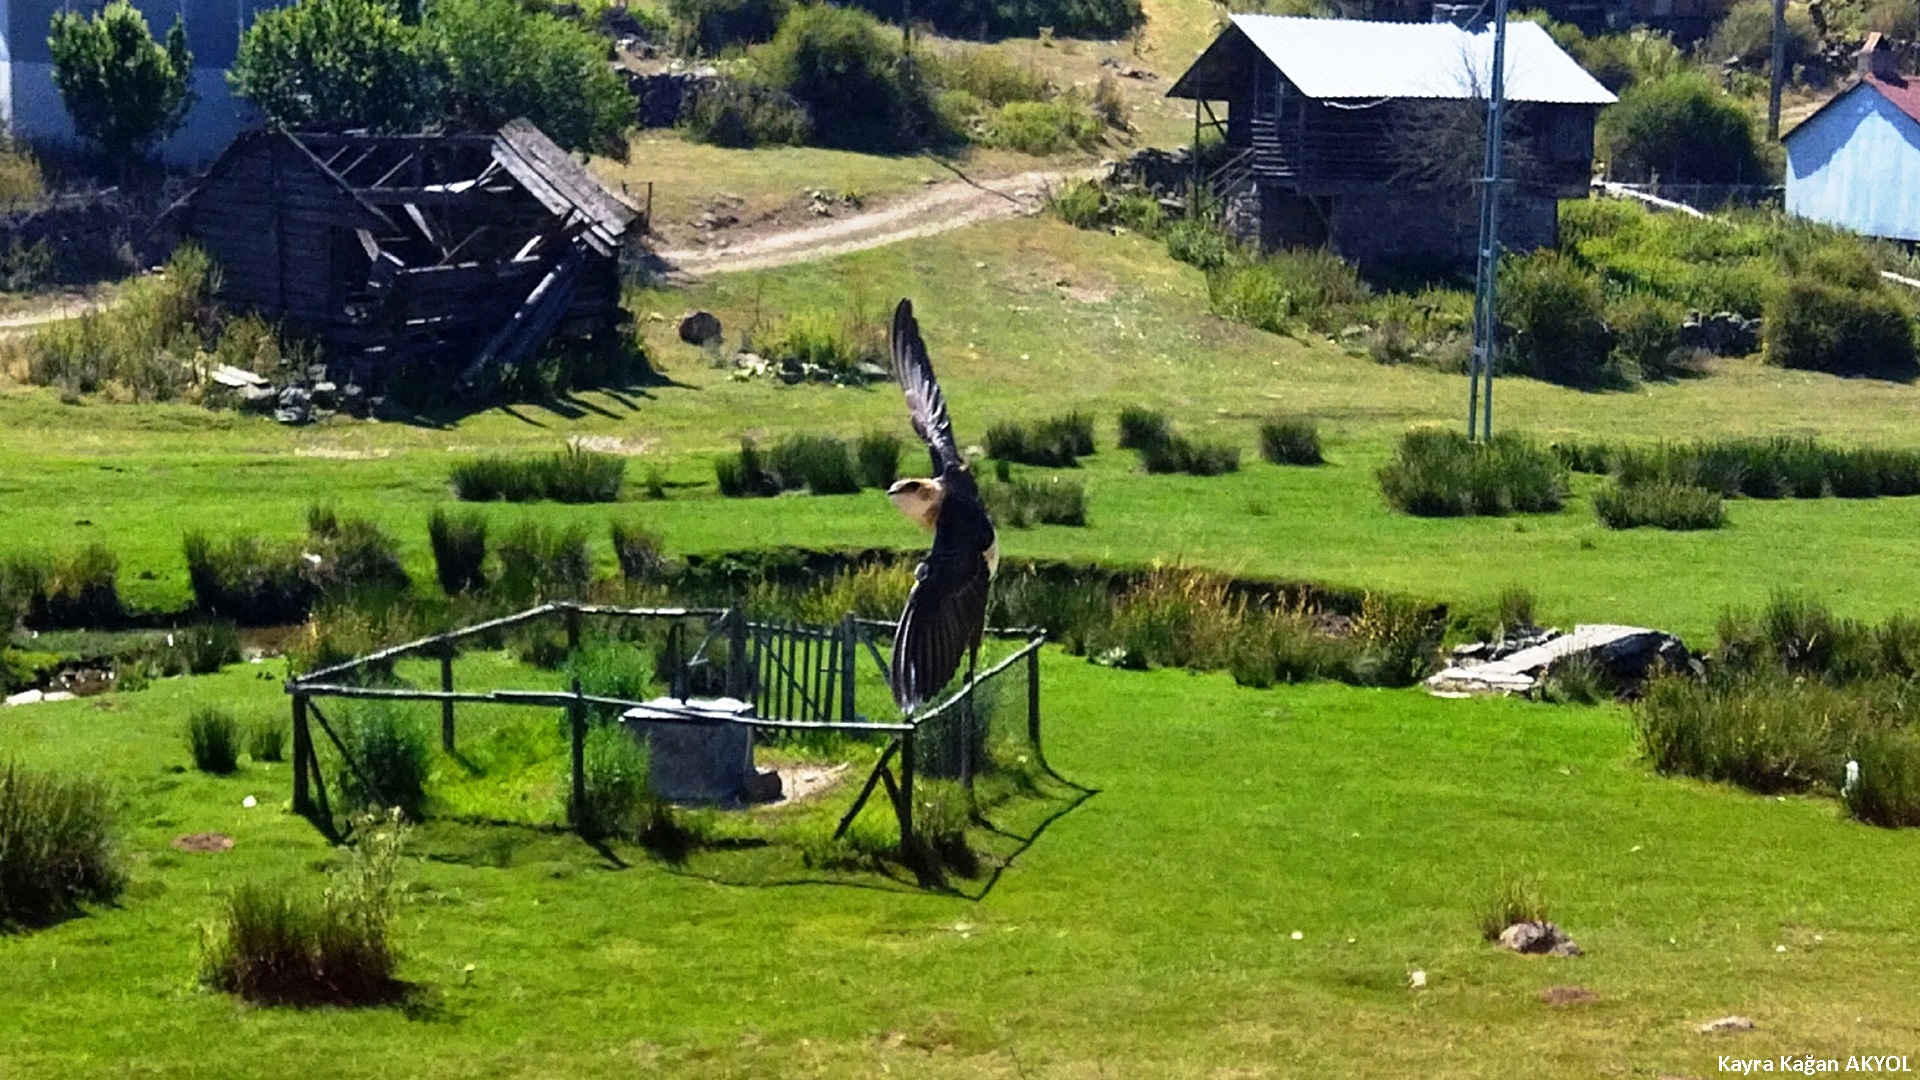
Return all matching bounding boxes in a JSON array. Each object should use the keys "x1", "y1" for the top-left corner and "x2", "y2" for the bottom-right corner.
[
  {"x1": 840, "y1": 615, "x2": 857, "y2": 724},
  {"x1": 568, "y1": 676, "x2": 588, "y2": 831},
  {"x1": 1027, "y1": 642, "x2": 1042, "y2": 761},
  {"x1": 565, "y1": 605, "x2": 582, "y2": 654},
  {"x1": 439, "y1": 651, "x2": 456, "y2": 752},
  {"x1": 726, "y1": 607, "x2": 750, "y2": 702},
  {"x1": 898, "y1": 728, "x2": 916, "y2": 860},
  {"x1": 291, "y1": 691, "x2": 312, "y2": 816}
]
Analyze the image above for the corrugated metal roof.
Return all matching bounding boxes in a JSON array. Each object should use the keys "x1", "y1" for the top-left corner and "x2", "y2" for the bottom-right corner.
[
  {"x1": 1222, "y1": 15, "x2": 1616, "y2": 105},
  {"x1": 1783, "y1": 76, "x2": 1920, "y2": 141}
]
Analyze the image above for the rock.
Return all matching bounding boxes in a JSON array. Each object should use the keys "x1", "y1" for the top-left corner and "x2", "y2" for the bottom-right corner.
[
  {"x1": 208, "y1": 364, "x2": 268, "y2": 389},
  {"x1": 235, "y1": 384, "x2": 278, "y2": 413},
  {"x1": 679, "y1": 310, "x2": 723, "y2": 346},
  {"x1": 744, "y1": 768, "x2": 784, "y2": 803},
  {"x1": 274, "y1": 385, "x2": 313, "y2": 425},
  {"x1": 1498, "y1": 920, "x2": 1582, "y2": 957},
  {"x1": 309, "y1": 381, "x2": 338, "y2": 409},
  {"x1": 1698, "y1": 1015, "x2": 1756, "y2": 1034},
  {"x1": 1427, "y1": 623, "x2": 1687, "y2": 697},
  {"x1": 339, "y1": 382, "x2": 367, "y2": 417},
  {"x1": 4, "y1": 689, "x2": 44, "y2": 706},
  {"x1": 1408, "y1": 969, "x2": 1427, "y2": 990}
]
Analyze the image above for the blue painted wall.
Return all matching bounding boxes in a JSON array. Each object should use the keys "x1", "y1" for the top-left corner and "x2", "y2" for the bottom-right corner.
[{"x1": 1786, "y1": 83, "x2": 1920, "y2": 242}]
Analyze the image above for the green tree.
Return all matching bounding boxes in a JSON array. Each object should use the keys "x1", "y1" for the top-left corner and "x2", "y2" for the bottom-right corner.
[
  {"x1": 751, "y1": 4, "x2": 944, "y2": 151},
  {"x1": 47, "y1": 0, "x2": 195, "y2": 161},
  {"x1": 229, "y1": 0, "x2": 435, "y2": 133},
  {"x1": 1598, "y1": 73, "x2": 1771, "y2": 183},
  {"x1": 428, "y1": 0, "x2": 633, "y2": 158}
]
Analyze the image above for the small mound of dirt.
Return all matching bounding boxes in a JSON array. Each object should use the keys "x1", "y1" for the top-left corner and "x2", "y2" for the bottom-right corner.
[
  {"x1": 172, "y1": 832, "x2": 234, "y2": 853},
  {"x1": 1539, "y1": 985, "x2": 1598, "y2": 1006}
]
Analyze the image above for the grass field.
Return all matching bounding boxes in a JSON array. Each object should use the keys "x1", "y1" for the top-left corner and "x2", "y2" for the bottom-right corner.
[
  {"x1": 7, "y1": 205, "x2": 1920, "y2": 1077},
  {"x1": 4, "y1": 656, "x2": 1917, "y2": 1079}
]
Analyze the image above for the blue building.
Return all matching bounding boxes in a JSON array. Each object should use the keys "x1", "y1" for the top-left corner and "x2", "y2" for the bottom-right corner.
[
  {"x1": 2, "y1": 0, "x2": 287, "y2": 165},
  {"x1": 1785, "y1": 35, "x2": 1920, "y2": 242}
]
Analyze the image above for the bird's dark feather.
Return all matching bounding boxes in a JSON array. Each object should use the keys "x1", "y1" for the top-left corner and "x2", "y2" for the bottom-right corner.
[{"x1": 891, "y1": 299, "x2": 962, "y2": 476}]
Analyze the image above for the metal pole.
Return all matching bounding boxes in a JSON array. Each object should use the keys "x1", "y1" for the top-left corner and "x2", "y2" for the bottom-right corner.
[
  {"x1": 1766, "y1": 0, "x2": 1787, "y2": 140},
  {"x1": 1027, "y1": 645, "x2": 1041, "y2": 759},
  {"x1": 898, "y1": 729, "x2": 916, "y2": 860},
  {"x1": 1470, "y1": 0, "x2": 1510, "y2": 442},
  {"x1": 841, "y1": 615, "x2": 857, "y2": 725}
]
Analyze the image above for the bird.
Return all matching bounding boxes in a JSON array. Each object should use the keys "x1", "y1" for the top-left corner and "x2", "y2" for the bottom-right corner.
[{"x1": 885, "y1": 298, "x2": 998, "y2": 713}]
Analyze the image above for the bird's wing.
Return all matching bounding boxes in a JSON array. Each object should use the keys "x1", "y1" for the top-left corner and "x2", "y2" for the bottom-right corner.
[
  {"x1": 891, "y1": 299, "x2": 963, "y2": 476},
  {"x1": 890, "y1": 525, "x2": 993, "y2": 712}
]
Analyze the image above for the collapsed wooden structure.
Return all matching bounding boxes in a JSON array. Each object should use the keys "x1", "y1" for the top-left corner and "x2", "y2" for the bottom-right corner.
[{"x1": 173, "y1": 119, "x2": 645, "y2": 391}]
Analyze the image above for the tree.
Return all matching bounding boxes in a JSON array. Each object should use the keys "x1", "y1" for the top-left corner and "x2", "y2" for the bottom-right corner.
[
  {"x1": 47, "y1": 0, "x2": 195, "y2": 161},
  {"x1": 229, "y1": 0, "x2": 436, "y2": 133},
  {"x1": 750, "y1": 4, "x2": 944, "y2": 151},
  {"x1": 1598, "y1": 73, "x2": 1771, "y2": 183},
  {"x1": 429, "y1": 0, "x2": 633, "y2": 159}
]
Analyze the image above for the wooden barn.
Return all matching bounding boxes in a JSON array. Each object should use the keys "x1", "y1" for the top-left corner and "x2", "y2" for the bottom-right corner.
[
  {"x1": 171, "y1": 119, "x2": 644, "y2": 390},
  {"x1": 1167, "y1": 15, "x2": 1615, "y2": 267},
  {"x1": 1784, "y1": 36, "x2": 1920, "y2": 242}
]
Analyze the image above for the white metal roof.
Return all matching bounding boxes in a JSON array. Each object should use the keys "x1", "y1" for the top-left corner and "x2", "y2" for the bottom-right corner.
[{"x1": 1228, "y1": 15, "x2": 1617, "y2": 105}]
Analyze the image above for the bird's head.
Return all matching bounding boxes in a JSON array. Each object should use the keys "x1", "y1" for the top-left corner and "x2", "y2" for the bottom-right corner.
[{"x1": 886, "y1": 477, "x2": 945, "y2": 532}]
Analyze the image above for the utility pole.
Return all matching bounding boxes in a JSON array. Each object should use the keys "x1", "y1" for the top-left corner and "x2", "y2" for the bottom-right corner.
[
  {"x1": 1766, "y1": 0, "x2": 1787, "y2": 140},
  {"x1": 1468, "y1": 0, "x2": 1510, "y2": 442}
]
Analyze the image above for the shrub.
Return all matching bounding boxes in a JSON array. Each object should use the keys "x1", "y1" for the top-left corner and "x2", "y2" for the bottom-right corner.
[
  {"x1": 338, "y1": 706, "x2": 430, "y2": 820},
  {"x1": 855, "y1": 431, "x2": 902, "y2": 489},
  {"x1": 754, "y1": 307, "x2": 886, "y2": 375},
  {"x1": 306, "y1": 508, "x2": 409, "y2": 600},
  {"x1": 1535, "y1": 653, "x2": 1610, "y2": 705},
  {"x1": 1164, "y1": 218, "x2": 1230, "y2": 272},
  {"x1": 927, "y1": 47, "x2": 1051, "y2": 105},
  {"x1": 680, "y1": 78, "x2": 811, "y2": 147},
  {"x1": 187, "y1": 707, "x2": 242, "y2": 774},
  {"x1": 983, "y1": 474, "x2": 1087, "y2": 527},
  {"x1": 1139, "y1": 435, "x2": 1240, "y2": 476},
  {"x1": 493, "y1": 521, "x2": 592, "y2": 604},
  {"x1": 1589, "y1": 436, "x2": 1920, "y2": 500},
  {"x1": 576, "y1": 725, "x2": 659, "y2": 838},
  {"x1": 568, "y1": 638, "x2": 654, "y2": 723},
  {"x1": 428, "y1": 0, "x2": 635, "y2": 157},
  {"x1": 611, "y1": 520, "x2": 667, "y2": 582},
  {"x1": 986, "y1": 412, "x2": 1093, "y2": 467},
  {"x1": 1098, "y1": 568, "x2": 1239, "y2": 671},
  {"x1": 1705, "y1": 0, "x2": 1815, "y2": 68},
  {"x1": 230, "y1": 0, "x2": 435, "y2": 133},
  {"x1": 25, "y1": 245, "x2": 212, "y2": 402},
  {"x1": 1048, "y1": 179, "x2": 1105, "y2": 229},
  {"x1": 981, "y1": 98, "x2": 1102, "y2": 155},
  {"x1": 1593, "y1": 479, "x2": 1725, "y2": 530},
  {"x1": 1116, "y1": 406, "x2": 1170, "y2": 451},
  {"x1": 1846, "y1": 727, "x2": 1920, "y2": 828},
  {"x1": 1763, "y1": 279, "x2": 1917, "y2": 379},
  {"x1": 1208, "y1": 248, "x2": 1369, "y2": 335},
  {"x1": 669, "y1": 0, "x2": 789, "y2": 53},
  {"x1": 792, "y1": 561, "x2": 914, "y2": 622},
  {"x1": 1227, "y1": 606, "x2": 1337, "y2": 688},
  {"x1": 1498, "y1": 251, "x2": 1610, "y2": 386},
  {"x1": 1716, "y1": 592, "x2": 1882, "y2": 684},
  {"x1": 450, "y1": 447, "x2": 625, "y2": 503},
  {"x1": 1257, "y1": 415, "x2": 1323, "y2": 466},
  {"x1": 248, "y1": 718, "x2": 288, "y2": 763},
  {"x1": 199, "y1": 813, "x2": 407, "y2": 1005},
  {"x1": 716, "y1": 438, "x2": 780, "y2": 498},
  {"x1": 4, "y1": 544, "x2": 123, "y2": 629},
  {"x1": 750, "y1": 4, "x2": 945, "y2": 152},
  {"x1": 176, "y1": 620, "x2": 243, "y2": 674},
  {"x1": 846, "y1": 0, "x2": 1140, "y2": 38},
  {"x1": 48, "y1": 0, "x2": 194, "y2": 161},
  {"x1": 767, "y1": 434, "x2": 861, "y2": 495},
  {"x1": 1378, "y1": 429, "x2": 1568, "y2": 517},
  {"x1": 1598, "y1": 72, "x2": 1770, "y2": 183},
  {"x1": 1606, "y1": 292, "x2": 1692, "y2": 379},
  {"x1": 1345, "y1": 590, "x2": 1441, "y2": 688},
  {"x1": 1478, "y1": 870, "x2": 1548, "y2": 940},
  {"x1": 427, "y1": 507, "x2": 488, "y2": 595},
  {"x1": 0, "y1": 762, "x2": 122, "y2": 930},
  {"x1": 1635, "y1": 671, "x2": 1856, "y2": 793},
  {"x1": 184, "y1": 532, "x2": 314, "y2": 626}
]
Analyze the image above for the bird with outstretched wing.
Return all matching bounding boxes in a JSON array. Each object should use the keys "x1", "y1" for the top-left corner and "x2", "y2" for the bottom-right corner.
[{"x1": 884, "y1": 299, "x2": 999, "y2": 713}]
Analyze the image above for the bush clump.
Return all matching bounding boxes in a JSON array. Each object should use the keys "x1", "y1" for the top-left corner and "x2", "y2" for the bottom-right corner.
[
  {"x1": 1378, "y1": 429, "x2": 1568, "y2": 517},
  {"x1": 1257, "y1": 415, "x2": 1323, "y2": 466},
  {"x1": 576, "y1": 725, "x2": 665, "y2": 838},
  {"x1": 856, "y1": 431, "x2": 902, "y2": 489},
  {"x1": 982, "y1": 472, "x2": 1087, "y2": 527},
  {"x1": 187, "y1": 706, "x2": 242, "y2": 774},
  {"x1": 1597, "y1": 72, "x2": 1769, "y2": 183},
  {"x1": 750, "y1": 5, "x2": 945, "y2": 152},
  {"x1": 1846, "y1": 727, "x2": 1920, "y2": 828},
  {"x1": 248, "y1": 718, "x2": 287, "y2": 763},
  {"x1": 1116, "y1": 406, "x2": 1170, "y2": 450},
  {"x1": 450, "y1": 446, "x2": 625, "y2": 503},
  {"x1": 716, "y1": 438, "x2": 779, "y2": 498},
  {"x1": 985, "y1": 412, "x2": 1094, "y2": 467},
  {"x1": 1139, "y1": 436, "x2": 1240, "y2": 476},
  {"x1": 184, "y1": 532, "x2": 313, "y2": 626},
  {"x1": 199, "y1": 813, "x2": 408, "y2": 1005},
  {"x1": 680, "y1": 77, "x2": 811, "y2": 147},
  {"x1": 752, "y1": 307, "x2": 887, "y2": 376},
  {"x1": 979, "y1": 98, "x2": 1102, "y2": 155},
  {"x1": 25, "y1": 245, "x2": 213, "y2": 402},
  {"x1": 305, "y1": 508, "x2": 409, "y2": 600},
  {"x1": 1562, "y1": 436, "x2": 1920, "y2": 500},
  {"x1": 493, "y1": 521, "x2": 592, "y2": 604},
  {"x1": 568, "y1": 638, "x2": 655, "y2": 723},
  {"x1": 1498, "y1": 251, "x2": 1611, "y2": 386},
  {"x1": 768, "y1": 434, "x2": 861, "y2": 494},
  {"x1": 0, "y1": 761, "x2": 123, "y2": 930},
  {"x1": 669, "y1": 0, "x2": 788, "y2": 53},
  {"x1": 611, "y1": 520, "x2": 668, "y2": 582},
  {"x1": 1763, "y1": 278, "x2": 1917, "y2": 379},
  {"x1": 1, "y1": 545, "x2": 124, "y2": 629},
  {"x1": 1592, "y1": 479, "x2": 1725, "y2": 530},
  {"x1": 427, "y1": 507, "x2": 488, "y2": 595},
  {"x1": 337, "y1": 706, "x2": 430, "y2": 820},
  {"x1": 1206, "y1": 248, "x2": 1369, "y2": 335}
]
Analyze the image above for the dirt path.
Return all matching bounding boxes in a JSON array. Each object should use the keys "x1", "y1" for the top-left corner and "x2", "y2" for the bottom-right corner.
[
  {"x1": 0, "y1": 294, "x2": 109, "y2": 335},
  {"x1": 653, "y1": 167, "x2": 1097, "y2": 277}
]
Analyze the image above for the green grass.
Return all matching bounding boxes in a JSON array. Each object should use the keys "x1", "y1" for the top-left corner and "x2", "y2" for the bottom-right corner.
[{"x1": 2, "y1": 659, "x2": 1919, "y2": 1075}]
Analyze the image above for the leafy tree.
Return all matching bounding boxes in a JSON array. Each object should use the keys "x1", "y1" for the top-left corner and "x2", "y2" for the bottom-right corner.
[
  {"x1": 429, "y1": 0, "x2": 633, "y2": 158},
  {"x1": 751, "y1": 4, "x2": 945, "y2": 151},
  {"x1": 229, "y1": 0, "x2": 437, "y2": 133},
  {"x1": 1599, "y1": 73, "x2": 1770, "y2": 183},
  {"x1": 47, "y1": 0, "x2": 195, "y2": 161}
]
